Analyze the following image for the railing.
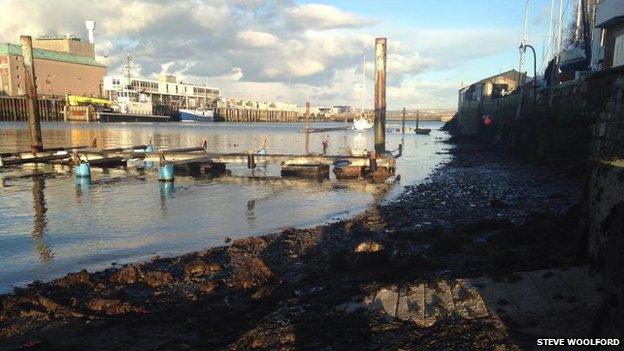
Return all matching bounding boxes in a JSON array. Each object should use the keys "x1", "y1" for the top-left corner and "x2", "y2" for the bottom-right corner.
[{"x1": 0, "y1": 96, "x2": 65, "y2": 122}]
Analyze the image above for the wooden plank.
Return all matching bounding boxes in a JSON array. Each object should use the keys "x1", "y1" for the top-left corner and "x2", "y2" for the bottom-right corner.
[{"x1": 2, "y1": 154, "x2": 69, "y2": 166}]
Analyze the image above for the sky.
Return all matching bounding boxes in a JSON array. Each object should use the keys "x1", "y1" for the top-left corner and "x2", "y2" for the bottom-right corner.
[{"x1": 0, "y1": 0, "x2": 578, "y2": 109}]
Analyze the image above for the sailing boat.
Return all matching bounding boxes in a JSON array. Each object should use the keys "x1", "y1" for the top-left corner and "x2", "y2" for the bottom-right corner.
[
  {"x1": 559, "y1": 0, "x2": 589, "y2": 71},
  {"x1": 352, "y1": 54, "x2": 373, "y2": 131}
]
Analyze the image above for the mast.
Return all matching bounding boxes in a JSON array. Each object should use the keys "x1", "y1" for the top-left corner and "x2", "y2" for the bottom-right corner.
[
  {"x1": 575, "y1": 0, "x2": 582, "y2": 42},
  {"x1": 519, "y1": 0, "x2": 529, "y2": 74},
  {"x1": 557, "y1": 0, "x2": 564, "y2": 56},
  {"x1": 362, "y1": 53, "x2": 365, "y2": 119}
]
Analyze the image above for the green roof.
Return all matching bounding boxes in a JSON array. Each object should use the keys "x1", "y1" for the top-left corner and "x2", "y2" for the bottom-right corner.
[{"x1": 0, "y1": 43, "x2": 106, "y2": 68}]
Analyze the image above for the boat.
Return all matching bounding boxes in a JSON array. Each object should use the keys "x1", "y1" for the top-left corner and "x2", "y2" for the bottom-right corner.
[
  {"x1": 179, "y1": 109, "x2": 214, "y2": 122},
  {"x1": 414, "y1": 110, "x2": 431, "y2": 135},
  {"x1": 352, "y1": 118, "x2": 373, "y2": 131},
  {"x1": 352, "y1": 53, "x2": 373, "y2": 131}
]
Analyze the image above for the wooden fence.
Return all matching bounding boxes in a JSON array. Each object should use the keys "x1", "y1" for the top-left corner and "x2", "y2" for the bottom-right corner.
[{"x1": 0, "y1": 96, "x2": 65, "y2": 122}]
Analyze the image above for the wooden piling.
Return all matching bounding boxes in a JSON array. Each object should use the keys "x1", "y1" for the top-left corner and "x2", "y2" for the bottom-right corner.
[
  {"x1": 402, "y1": 107, "x2": 406, "y2": 134},
  {"x1": 374, "y1": 37, "x2": 387, "y2": 156},
  {"x1": 20, "y1": 36, "x2": 43, "y2": 153}
]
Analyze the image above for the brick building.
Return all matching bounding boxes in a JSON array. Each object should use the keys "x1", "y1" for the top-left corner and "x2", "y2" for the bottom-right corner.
[{"x1": 0, "y1": 36, "x2": 106, "y2": 98}]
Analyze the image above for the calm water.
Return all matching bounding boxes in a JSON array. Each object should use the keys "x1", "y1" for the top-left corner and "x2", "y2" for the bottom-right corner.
[{"x1": 0, "y1": 121, "x2": 448, "y2": 292}]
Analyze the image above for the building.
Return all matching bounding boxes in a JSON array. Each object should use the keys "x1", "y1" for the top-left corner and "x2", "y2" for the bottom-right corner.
[
  {"x1": 0, "y1": 36, "x2": 106, "y2": 98},
  {"x1": 591, "y1": 0, "x2": 624, "y2": 70},
  {"x1": 217, "y1": 97, "x2": 298, "y2": 112},
  {"x1": 458, "y1": 69, "x2": 524, "y2": 104},
  {"x1": 33, "y1": 34, "x2": 95, "y2": 59},
  {"x1": 102, "y1": 74, "x2": 221, "y2": 109}
]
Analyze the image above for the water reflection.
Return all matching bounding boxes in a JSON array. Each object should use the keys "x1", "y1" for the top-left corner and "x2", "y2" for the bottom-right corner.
[
  {"x1": 31, "y1": 175, "x2": 54, "y2": 262},
  {"x1": 159, "y1": 182, "x2": 175, "y2": 214},
  {"x1": 0, "y1": 121, "x2": 448, "y2": 293}
]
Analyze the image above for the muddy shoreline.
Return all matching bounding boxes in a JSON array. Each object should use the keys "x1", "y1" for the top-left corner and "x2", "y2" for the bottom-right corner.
[{"x1": 0, "y1": 136, "x2": 589, "y2": 350}]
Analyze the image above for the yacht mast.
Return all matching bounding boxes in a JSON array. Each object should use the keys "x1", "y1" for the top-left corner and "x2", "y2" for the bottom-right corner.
[
  {"x1": 519, "y1": 0, "x2": 530, "y2": 74},
  {"x1": 362, "y1": 53, "x2": 365, "y2": 119},
  {"x1": 557, "y1": 0, "x2": 564, "y2": 56}
]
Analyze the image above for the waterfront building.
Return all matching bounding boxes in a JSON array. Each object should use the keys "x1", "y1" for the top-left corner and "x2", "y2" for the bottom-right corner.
[
  {"x1": 102, "y1": 74, "x2": 221, "y2": 109},
  {"x1": 458, "y1": 69, "x2": 524, "y2": 104},
  {"x1": 591, "y1": 0, "x2": 624, "y2": 70},
  {"x1": 217, "y1": 97, "x2": 299, "y2": 112},
  {"x1": 0, "y1": 35, "x2": 106, "y2": 98}
]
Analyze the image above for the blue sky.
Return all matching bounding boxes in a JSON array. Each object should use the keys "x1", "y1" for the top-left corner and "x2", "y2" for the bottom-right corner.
[{"x1": 0, "y1": 0, "x2": 578, "y2": 109}]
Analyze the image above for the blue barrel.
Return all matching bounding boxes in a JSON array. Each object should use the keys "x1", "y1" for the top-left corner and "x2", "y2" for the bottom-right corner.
[
  {"x1": 75, "y1": 162, "x2": 91, "y2": 178},
  {"x1": 144, "y1": 161, "x2": 155, "y2": 169},
  {"x1": 158, "y1": 163, "x2": 174, "y2": 182}
]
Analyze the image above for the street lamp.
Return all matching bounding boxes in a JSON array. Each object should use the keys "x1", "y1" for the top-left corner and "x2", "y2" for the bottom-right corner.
[{"x1": 519, "y1": 43, "x2": 537, "y2": 122}]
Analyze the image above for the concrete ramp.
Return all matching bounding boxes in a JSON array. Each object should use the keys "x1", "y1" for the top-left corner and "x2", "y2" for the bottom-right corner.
[{"x1": 341, "y1": 266, "x2": 602, "y2": 336}]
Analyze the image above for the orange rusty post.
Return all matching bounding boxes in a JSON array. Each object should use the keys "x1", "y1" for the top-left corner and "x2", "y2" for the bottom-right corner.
[
  {"x1": 21, "y1": 36, "x2": 43, "y2": 153},
  {"x1": 374, "y1": 38, "x2": 387, "y2": 156}
]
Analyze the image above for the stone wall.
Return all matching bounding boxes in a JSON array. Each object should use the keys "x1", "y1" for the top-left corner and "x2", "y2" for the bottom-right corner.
[
  {"x1": 457, "y1": 67, "x2": 624, "y2": 172},
  {"x1": 457, "y1": 66, "x2": 624, "y2": 336},
  {"x1": 581, "y1": 161, "x2": 624, "y2": 337}
]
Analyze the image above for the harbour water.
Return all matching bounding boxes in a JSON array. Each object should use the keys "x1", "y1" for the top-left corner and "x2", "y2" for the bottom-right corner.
[{"x1": 0, "y1": 121, "x2": 448, "y2": 293}]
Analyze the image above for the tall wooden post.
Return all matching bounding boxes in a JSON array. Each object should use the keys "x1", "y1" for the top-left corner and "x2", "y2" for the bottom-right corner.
[
  {"x1": 416, "y1": 110, "x2": 420, "y2": 130},
  {"x1": 305, "y1": 102, "x2": 310, "y2": 130},
  {"x1": 374, "y1": 38, "x2": 386, "y2": 156},
  {"x1": 401, "y1": 107, "x2": 406, "y2": 134},
  {"x1": 21, "y1": 36, "x2": 43, "y2": 153}
]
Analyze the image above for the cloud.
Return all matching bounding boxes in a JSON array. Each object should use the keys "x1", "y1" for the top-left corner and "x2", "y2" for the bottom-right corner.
[
  {"x1": 0, "y1": 0, "x2": 516, "y2": 109},
  {"x1": 283, "y1": 3, "x2": 376, "y2": 30},
  {"x1": 237, "y1": 30, "x2": 279, "y2": 47}
]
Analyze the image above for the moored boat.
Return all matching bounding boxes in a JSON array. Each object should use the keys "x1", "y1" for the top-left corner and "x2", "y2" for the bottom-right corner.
[{"x1": 178, "y1": 109, "x2": 214, "y2": 122}]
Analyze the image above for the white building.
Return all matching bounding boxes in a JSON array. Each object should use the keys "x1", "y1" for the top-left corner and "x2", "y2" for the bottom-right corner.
[
  {"x1": 103, "y1": 74, "x2": 221, "y2": 109},
  {"x1": 591, "y1": 0, "x2": 624, "y2": 70}
]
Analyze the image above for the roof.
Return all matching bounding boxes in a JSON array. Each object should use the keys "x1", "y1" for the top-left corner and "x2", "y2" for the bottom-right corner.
[
  {"x1": 0, "y1": 43, "x2": 106, "y2": 68},
  {"x1": 36, "y1": 34, "x2": 79, "y2": 41},
  {"x1": 459, "y1": 69, "x2": 524, "y2": 91}
]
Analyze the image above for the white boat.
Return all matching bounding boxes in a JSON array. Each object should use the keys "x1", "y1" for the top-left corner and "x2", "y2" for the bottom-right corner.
[
  {"x1": 178, "y1": 109, "x2": 214, "y2": 122},
  {"x1": 352, "y1": 118, "x2": 373, "y2": 131}
]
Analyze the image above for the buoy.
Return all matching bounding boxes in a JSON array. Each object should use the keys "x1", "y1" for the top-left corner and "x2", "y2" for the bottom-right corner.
[
  {"x1": 158, "y1": 163, "x2": 174, "y2": 182},
  {"x1": 75, "y1": 162, "x2": 91, "y2": 178}
]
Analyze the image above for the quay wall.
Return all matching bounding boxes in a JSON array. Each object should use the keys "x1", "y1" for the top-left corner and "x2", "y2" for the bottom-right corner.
[
  {"x1": 0, "y1": 96, "x2": 65, "y2": 122},
  {"x1": 215, "y1": 108, "x2": 324, "y2": 123},
  {"x1": 455, "y1": 66, "x2": 624, "y2": 337}
]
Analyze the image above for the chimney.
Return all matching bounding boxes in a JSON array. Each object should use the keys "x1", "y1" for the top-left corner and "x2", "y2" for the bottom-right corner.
[{"x1": 85, "y1": 20, "x2": 96, "y2": 44}]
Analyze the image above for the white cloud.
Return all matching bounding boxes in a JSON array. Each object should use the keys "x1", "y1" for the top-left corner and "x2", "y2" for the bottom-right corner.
[
  {"x1": 283, "y1": 4, "x2": 376, "y2": 30},
  {"x1": 237, "y1": 30, "x2": 279, "y2": 47}
]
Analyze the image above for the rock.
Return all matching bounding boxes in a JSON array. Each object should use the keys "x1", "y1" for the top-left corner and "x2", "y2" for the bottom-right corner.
[
  {"x1": 86, "y1": 298, "x2": 143, "y2": 315},
  {"x1": 196, "y1": 281, "x2": 217, "y2": 294},
  {"x1": 232, "y1": 257, "x2": 277, "y2": 290},
  {"x1": 184, "y1": 260, "x2": 221, "y2": 277},
  {"x1": 250, "y1": 285, "x2": 274, "y2": 300},
  {"x1": 109, "y1": 266, "x2": 140, "y2": 284},
  {"x1": 489, "y1": 198, "x2": 510, "y2": 209},
  {"x1": 142, "y1": 271, "x2": 174, "y2": 288},
  {"x1": 55, "y1": 270, "x2": 92, "y2": 288},
  {"x1": 354, "y1": 240, "x2": 385, "y2": 253},
  {"x1": 37, "y1": 296, "x2": 61, "y2": 312}
]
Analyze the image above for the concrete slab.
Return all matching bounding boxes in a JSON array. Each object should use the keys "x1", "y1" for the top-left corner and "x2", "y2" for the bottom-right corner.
[{"x1": 352, "y1": 266, "x2": 602, "y2": 337}]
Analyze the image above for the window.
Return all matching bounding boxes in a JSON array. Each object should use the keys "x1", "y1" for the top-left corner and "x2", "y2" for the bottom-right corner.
[{"x1": 614, "y1": 33, "x2": 624, "y2": 67}]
